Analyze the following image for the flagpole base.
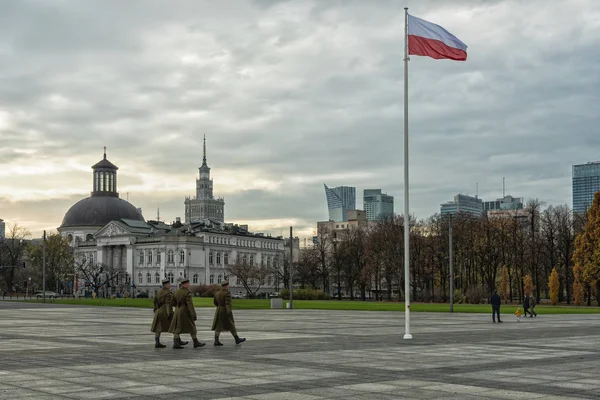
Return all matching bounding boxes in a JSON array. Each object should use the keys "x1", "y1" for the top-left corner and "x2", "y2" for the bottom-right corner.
[{"x1": 403, "y1": 333, "x2": 413, "y2": 340}]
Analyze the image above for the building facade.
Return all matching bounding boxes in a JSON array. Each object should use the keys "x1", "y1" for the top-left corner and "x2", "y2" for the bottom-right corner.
[
  {"x1": 59, "y1": 150, "x2": 298, "y2": 298},
  {"x1": 573, "y1": 161, "x2": 600, "y2": 214},
  {"x1": 483, "y1": 195, "x2": 524, "y2": 213},
  {"x1": 73, "y1": 219, "x2": 287, "y2": 298},
  {"x1": 317, "y1": 210, "x2": 368, "y2": 242},
  {"x1": 440, "y1": 194, "x2": 483, "y2": 217},
  {"x1": 324, "y1": 184, "x2": 356, "y2": 222},
  {"x1": 363, "y1": 189, "x2": 394, "y2": 221},
  {"x1": 185, "y1": 136, "x2": 225, "y2": 224}
]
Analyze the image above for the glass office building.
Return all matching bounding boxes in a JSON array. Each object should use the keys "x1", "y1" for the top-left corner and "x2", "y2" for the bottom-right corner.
[
  {"x1": 363, "y1": 189, "x2": 394, "y2": 221},
  {"x1": 573, "y1": 162, "x2": 600, "y2": 214},
  {"x1": 324, "y1": 184, "x2": 356, "y2": 222}
]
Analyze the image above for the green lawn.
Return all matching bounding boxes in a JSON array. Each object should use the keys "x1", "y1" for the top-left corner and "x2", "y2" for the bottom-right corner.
[{"x1": 9, "y1": 297, "x2": 600, "y2": 314}]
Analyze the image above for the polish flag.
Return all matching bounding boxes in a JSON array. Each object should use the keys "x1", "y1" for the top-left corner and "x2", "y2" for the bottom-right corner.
[{"x1": 408, "y1": 14, "x2": 467, "y2": 61}]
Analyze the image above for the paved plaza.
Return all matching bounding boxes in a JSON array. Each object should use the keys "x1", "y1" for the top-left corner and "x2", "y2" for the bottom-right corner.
[{"x1": 0, "y1": 302, "x2": 599, "y2": 399}]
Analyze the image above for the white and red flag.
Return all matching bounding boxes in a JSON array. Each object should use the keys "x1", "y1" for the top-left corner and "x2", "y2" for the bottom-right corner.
[{"x1": 408, "y1": 14, "x2": 468, "y2": 61}]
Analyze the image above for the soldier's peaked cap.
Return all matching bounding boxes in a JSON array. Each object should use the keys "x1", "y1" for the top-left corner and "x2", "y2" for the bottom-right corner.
[
  {"x1": 180, "y1": 278, "x2": 190, "y2": 285},
  {"x1": 161, "y1": 279, "x2": 170, "y2": 285}
]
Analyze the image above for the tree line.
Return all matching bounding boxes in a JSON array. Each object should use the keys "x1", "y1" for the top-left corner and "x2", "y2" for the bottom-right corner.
[{"x1": 289, "y1": 198, "x2": 599, "y2": 305}]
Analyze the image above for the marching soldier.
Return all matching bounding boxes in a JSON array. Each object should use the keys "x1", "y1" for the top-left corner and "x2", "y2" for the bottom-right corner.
[
  {"x1": 212, "y1": 281, "x2": 246, "y2": 346},
  {"x1": 151, "y1": 278, "x2": 177, "y2": 348},
  {"x1": 168, "y1": 278, "x2": 205, "y2": 349}
]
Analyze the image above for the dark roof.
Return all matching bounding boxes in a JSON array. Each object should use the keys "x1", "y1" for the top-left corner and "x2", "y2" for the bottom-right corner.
[
  {"x1": 61, "y1": 196, "x2": 144, "y2": 228},
  {"x1": 92, "y1": 158, "x2": 118, "y2": 170}
]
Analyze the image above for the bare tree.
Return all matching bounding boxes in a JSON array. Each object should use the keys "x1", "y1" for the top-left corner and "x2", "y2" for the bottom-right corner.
[
  {"x1": 26, "y1": 232, "x2": 74, "y2": 294},
  {"x1": 226, "y1": 261, "x2": 269, "y2": 297},
  {"x1": 0, "y1": 223, "x2": 31, "y2": 292}
]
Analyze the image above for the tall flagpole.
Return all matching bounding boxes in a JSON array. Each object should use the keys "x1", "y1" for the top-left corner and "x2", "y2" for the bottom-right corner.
[{"x1": 403, "y1": 7, "x2": 413, "y2": 340}]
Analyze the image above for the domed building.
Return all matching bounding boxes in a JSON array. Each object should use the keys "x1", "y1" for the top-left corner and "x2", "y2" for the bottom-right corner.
[
  {"x1": 59, "y1": 147, "x2": 291, "y2": 299},
  {"x1": 58, "y1": 149, "x2": 145, "y2": 241}
]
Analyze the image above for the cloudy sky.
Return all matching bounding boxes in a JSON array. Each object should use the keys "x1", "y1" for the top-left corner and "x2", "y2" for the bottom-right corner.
[{"x1": 1, "y1": 0, "x2": 599, "y2": 241}]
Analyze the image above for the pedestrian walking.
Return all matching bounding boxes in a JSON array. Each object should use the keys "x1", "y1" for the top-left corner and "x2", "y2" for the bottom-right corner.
[
  {"x1": 168, "y1": 279, "x2": 205, "y2": 349},
  {"x1": 523, "y1": 294, "x2": 531, "y2": 317},
  {"x1": 529, "y1": 293, "x2": 538, "y2": 317},
  {"x1": 514, "y1": 307, "x2": 523, "y2": 322},
  {"x1": 212, "y1": 281, "x2": 246, "y2": 345},
  {"x1": 490, "y1": 290, "x2": 503, "y2": 323},
  {"x1": 151, "y1": 278, "x2": 180, "y2": 348}
]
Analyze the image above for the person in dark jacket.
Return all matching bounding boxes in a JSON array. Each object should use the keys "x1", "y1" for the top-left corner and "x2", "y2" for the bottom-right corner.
[
  {"x1": 523, "y1": 295, "x2": 530, "y2": 317},
  {"x1": 491, "y1": 290, "x2": 502, "y2": 323}
]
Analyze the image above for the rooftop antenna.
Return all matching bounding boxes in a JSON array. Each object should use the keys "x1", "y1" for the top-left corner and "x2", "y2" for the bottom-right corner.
[
  {"x1": 476, "y1": 182, "x2": 479, "y2": 199},
  {"x1": 157, "y1": 206, "x2": 160, "y2": 221},
  {"x1": 503, "y1": 177, "x2": 505, "y2": 198}
]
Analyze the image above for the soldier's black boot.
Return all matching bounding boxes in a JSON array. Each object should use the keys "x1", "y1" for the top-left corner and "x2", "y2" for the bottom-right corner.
[
  {"x1": 193, "y1": 338, "x2": 206, "y2": 348},
  {"x1": 234, "y1": 336, "x2": 246, "y2": 345},
  {"x1": 173, "y1": 338, "x2": 184, "y2": 349},
  {"x1": 180, "y1": 340, "x2": 189, "y2": 346},
  {"x1": 155, "y1": 337, "x2": 166, "y2": 348},
  {"x1": 214, "y1": 334, "x2": 223, "y2": 346}
]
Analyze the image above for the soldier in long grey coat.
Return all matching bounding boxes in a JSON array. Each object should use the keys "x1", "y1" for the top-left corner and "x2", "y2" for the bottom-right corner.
[
  {"x1": 212, "y1": 281, "x2": 246, "y2": 346},
  {"x1": 151, "y1": 278, "x2": 178, "y2": 348},
  {"x1": 168, "y1": 279, "x2": 205, "y2": 349}
]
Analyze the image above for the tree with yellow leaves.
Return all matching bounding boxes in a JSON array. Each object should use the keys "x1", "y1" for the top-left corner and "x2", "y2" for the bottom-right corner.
[
  {"x1": 573, "y1": 191, "x2": 600, "y2": 306},
  {"x1": 572, "y1": 263, "x2": 585, "y2": 305},
  {"x1": 548, "y1": 267, "x2": 560, "y2": 305},
  {"x1": 523, "y1": 274, "x2": 534, "y2": 299}
]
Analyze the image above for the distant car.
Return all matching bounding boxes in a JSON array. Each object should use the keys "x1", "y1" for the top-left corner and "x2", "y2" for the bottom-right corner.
[
  {"x1": 269, "y1": 292, "x2": 280, "y2": 298},
  {"x1": 136, "y1": 292, "x2": 149, "y2": 298},
  {"x1": 232, "y1": 293, "x2": 246, "y2": 299},
  {"x1": 35, "y1": 291, "x2": 58, "y2": 299}
]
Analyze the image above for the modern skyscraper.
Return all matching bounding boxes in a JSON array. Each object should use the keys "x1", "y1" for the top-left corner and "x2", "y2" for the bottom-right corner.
[
  {"x1": 573, "y1": 161, "x2": 600, "y2": 214},
  {"x1": 440, "y1": 194, "x2": 483, "y2": 217},
  {"x1": 185, "y1": 136, "x2": 225, "y2": 224},
  {"x1": 324, "y1": 184, "x2": 356, "y2": 222},
  {"x1": 363, "y1": 189, "x2": 394, "y2": 221}
]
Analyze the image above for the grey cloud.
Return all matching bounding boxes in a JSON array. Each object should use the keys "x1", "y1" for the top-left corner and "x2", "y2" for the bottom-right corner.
[{"x1": 1, "y1": 0, "x2": 599, "y2": 238}]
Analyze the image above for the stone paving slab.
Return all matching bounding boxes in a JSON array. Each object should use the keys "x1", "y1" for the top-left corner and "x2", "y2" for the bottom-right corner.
[{"x1": 1, "y1": 301, "x2": 599, "y2": 399}]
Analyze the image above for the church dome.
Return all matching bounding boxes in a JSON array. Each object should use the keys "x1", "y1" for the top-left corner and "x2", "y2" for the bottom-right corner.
[
  {"x1": 59, "y1": 149, "x2": 145, "y2": 229},
  {"x1": 61, "y1": 196, "x2": 144, "y2": 228}
]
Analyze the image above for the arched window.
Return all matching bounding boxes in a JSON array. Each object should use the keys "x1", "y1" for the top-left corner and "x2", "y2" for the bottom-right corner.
[
  {"x1": 224, "y1": 275, "x2": 229, "y2": 282},
  {"x1": 224, "y1": 253, "x2": 229, "y2": 265},
  {"x1": 249, "y1": 255, "x2": 254, "y2": 266},
  {"x1": 179, "y1": 250, "x2": 185, "y2": 264},
  {"x1": 193, "y1": 274, "x2": 198, "y2": 284},
  {"x1": 183, "y1": 270, "x2": 187, "y2": 278},
  {"x1": 242, "y1": 254, "x2": 247, "y2": 264},
  {"x1": 167, "y1": 272, "x2": 174, "y2": 282},
  {"x1": 155, "y1": 272, "x2": 160, "y2": 284},
  {"x1": 86, "y1": 234, "x2": 94, "y2": 241},
  {"x1": 217, "y1": 274, "x2": 222, "y2": 283},
  {"x1": 209, "y1": 251, "x2": 214, "y2": 265},
  {"x1": 216, "y1": 252, "x2": 221, "y2": 265},
  {"x1": 156, "y1": 251, "x2": 161, "y2": 265},
  {"x1": 167, "y1": 250, "x2": 174, "y2": 263},
  {"x1": 267, "y1": 257, "x2": 271, "y2": 268},
  {"x1": 148, "y1": 251, "x2": 153, "y2": 265},
  {"x1": 139, "y1": 251, "x2": 144, "y2": 265},
  {"x1": 210, "y1": 274, "x2": 214, "y2": 284},
  {"x1": 146, "y1": 272, "x2": 151, "y2": 283},
  {"x1": 138, "y1": 272, "x2": 143, "y2": 284}
]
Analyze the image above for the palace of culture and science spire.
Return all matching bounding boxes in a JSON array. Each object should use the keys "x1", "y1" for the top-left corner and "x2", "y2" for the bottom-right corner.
[{"x1": 184, "y1": 136, "x2": 225, "y2": 224}]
